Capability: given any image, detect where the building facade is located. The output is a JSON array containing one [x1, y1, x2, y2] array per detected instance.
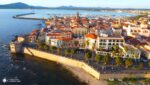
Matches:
[[123, 24, 150, 37], [96, 37, 124, 50]]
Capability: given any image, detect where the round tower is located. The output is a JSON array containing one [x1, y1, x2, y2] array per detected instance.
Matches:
[[10, 41, 22, 53]]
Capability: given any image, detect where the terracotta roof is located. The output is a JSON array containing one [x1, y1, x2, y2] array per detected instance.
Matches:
[[29, 32, 37, 37], [32, 30, 39, 33], [29, 30, 39, 36], [41, 28, 48, 32], [122, 24, 128, 27], [47, 33, 61, 36], [125, 36, 147, 45], [58, 37, 72, 41], [29, 34, 36, 36], [85, 33, 97, 39]]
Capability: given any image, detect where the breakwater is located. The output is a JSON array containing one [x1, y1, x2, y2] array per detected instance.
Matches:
[[13, 13, 46, 20], [23, 47, 150, 80]]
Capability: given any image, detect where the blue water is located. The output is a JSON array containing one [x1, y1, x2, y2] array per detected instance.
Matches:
[[0, 9, 42, 44], [0, 9, 87, 85], [19, 9, 135, 19]]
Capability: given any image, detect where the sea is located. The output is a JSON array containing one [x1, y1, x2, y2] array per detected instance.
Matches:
[[0, 9, 135, 85]]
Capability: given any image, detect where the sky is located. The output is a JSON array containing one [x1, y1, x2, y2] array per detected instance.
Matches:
[[0, 0, 150, 8]]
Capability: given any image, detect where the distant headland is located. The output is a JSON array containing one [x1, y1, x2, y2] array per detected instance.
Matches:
[[0, 2, 150, 11]]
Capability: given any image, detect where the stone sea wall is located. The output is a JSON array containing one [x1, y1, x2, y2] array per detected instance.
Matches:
[[23, 47, 150, 80], [23, 47, 100, 79]]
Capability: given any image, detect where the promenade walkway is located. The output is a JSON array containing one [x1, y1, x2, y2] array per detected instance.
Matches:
[[64, 65, 107, 85]]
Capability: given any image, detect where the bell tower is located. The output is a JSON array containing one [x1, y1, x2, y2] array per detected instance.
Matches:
[[76, 11, 80, 19]]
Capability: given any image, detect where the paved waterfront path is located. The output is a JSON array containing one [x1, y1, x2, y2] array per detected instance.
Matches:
[[63, 65, 107, 85]]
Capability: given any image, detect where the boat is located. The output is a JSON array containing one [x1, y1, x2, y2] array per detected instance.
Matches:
[[2, 44, 9, 49], [117, 10, 122, 13], [12, 16, 17, 18]]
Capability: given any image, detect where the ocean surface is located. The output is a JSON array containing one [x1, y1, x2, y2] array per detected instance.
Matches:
[[0, 9, 134, 85], [20, 9, 135, 19]]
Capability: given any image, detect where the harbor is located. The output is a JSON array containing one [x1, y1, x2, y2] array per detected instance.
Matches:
[[11, 9, 136, 21]]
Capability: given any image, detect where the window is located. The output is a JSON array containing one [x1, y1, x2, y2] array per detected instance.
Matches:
[[103, 43, 106, 45], [108, 43, 111, 45], [100, 39, 106, 42], [145, 31, 148, 33], [120, 40, 124, 42], [143, 30, 148, 33], [138, 30, 141, 32]]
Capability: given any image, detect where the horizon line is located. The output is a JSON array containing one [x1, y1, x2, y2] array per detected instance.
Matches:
[[1, 2, 150, 9]]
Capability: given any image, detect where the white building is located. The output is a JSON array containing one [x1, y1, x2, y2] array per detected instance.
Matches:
[[96, 36, 124, 50], [85, 33, 97, 50], [123, 24, 150, 37], [120, 44, 141, 59], [96, 27, 124, 50], [45, 30, 72, 47], [140, 45, 150, 59]]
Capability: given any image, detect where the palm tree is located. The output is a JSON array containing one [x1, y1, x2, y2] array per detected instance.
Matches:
[[139, 62, 144, 69], [118, 48, 123, 56], [82, 43, 86, 48], [65, 49, 70, 57], [37, 41, 45, 50], [103, 54, 110, 65], [43, 44, 49, 51], [148, 61, 150, 67], [70, 49, 75, 57], [99, 46, 103, 51], [50, 46, 57, 53], [92, 43, 96, 50], [124, 46, 128, 52], [74, 41, 79, 47], [112, 45, 118, 52], [134, 53, 139, 59], [57, 48, 61, 55], [95, 54, 100, 63], [61, 44, 65, 48], [125, 58, 133, 68], [130, 48, 134, 54], [115, 57, 122, 66], [135, 44, 140, 48], [112, 51, 116, 57], [85, 52, 92, 62], [86, 40, 89, 47]]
